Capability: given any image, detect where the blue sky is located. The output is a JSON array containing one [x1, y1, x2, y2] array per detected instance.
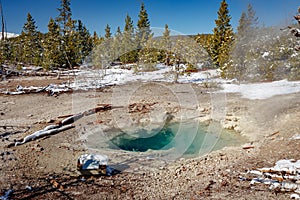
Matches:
[[1, 0, 299, 36]]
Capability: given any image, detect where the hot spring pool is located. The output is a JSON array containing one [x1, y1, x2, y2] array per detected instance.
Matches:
[[104, 121, 247, 157]]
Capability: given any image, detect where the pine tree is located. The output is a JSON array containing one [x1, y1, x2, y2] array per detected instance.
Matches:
[[0, 39, 12, 64], [75, 20, 92, 64], [105, 24, 111, 39], [237, 12, 247, 37], [56, 0, 77, 68], [210, 0, 234, 70], [160, 24, 171, 65], [92, 24, 114, 68], [136, 3, 152, 50], [138, 34, 160, 72], [237, 4, 258, 38], [225, 3, 259, 80], [120, 14, 137, 63], [42, 17, 63, 69], [21, 13, 42, 66], [56, 0, 72, 35], [92, 31, 99, 47], [10, 37, 22, 64], [112, 26, 123, 62]]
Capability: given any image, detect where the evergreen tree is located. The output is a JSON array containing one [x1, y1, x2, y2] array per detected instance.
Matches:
[[112, 26, 123, 62], [92, 24, 114, 68], [225, 3, 259, 80], [56, 0, 77, 68], [21, 13, 42, 66], [138, 34, 160, 72], [160, 24, 171, 65], [237, 4, 258, 38], [196, 34, 214, 64], [210, 0, 234, 70], [105, 24, 111, 39], [237, 12, 247, 37], [136, 3, 151, 50], [75, 20, 92, 64], [92, 31, 99, 47], [42, 17, 63, 69], [10, 37, 22, 64], [120, 14, 137, 63], [0, 40, 11, 64], [124, 14, 134, 33], [56, 0, 73, 35]]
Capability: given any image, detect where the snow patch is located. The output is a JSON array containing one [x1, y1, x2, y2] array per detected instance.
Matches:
[[220, 80, 300, 100], [71, 65, 220, 90]]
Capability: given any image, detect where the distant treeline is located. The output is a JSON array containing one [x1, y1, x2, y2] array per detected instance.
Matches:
[[0, 0, 299, 81]]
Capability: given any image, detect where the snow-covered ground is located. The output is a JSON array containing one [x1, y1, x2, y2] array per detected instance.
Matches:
[[71, 65, 219, 90], [4, 64, 299, 100], [220, 80, 300, 100], [71, 64, 300, 100], [70, 65, 300, 100]]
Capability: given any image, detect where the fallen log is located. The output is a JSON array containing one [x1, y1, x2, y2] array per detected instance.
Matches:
[[60, 113, 84, 126], [3, 84, 72, 96], [242, 159, 300, 195], [14, 124, 74, 146], [13, 104, 113, 146]]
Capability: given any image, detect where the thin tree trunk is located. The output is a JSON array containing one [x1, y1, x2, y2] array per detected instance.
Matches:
[[0, 0, 5, 41]]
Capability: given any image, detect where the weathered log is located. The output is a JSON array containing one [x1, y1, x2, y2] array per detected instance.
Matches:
[[15, 124, 74, 146], [60, 113, 84, 126], [3, 84, 72, 95], [13, 105, 114, 146]]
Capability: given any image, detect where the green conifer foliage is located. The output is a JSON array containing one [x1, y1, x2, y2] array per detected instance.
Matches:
[[138, 35, 160, 72], [56, 0, 77, 68], [92, 24, 114, 69], [21, 13, 42, 66], [105, 24, 112, 39], [92, 31, 99, 47], [136, 3, 152, 50], [112, 26, 123, 61], [210, 0, 234, 70], [120, 14, 137, 64], [160, 24, 171, 65], [75, 20, 92, 65], [42, 18, 63, 69], [0, 39, 12, 64]]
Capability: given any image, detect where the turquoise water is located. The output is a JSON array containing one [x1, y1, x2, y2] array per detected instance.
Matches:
[[108, 121, 246, 156]]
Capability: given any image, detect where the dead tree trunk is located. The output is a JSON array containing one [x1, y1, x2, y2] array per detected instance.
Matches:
[[0, 0, 5, 41]]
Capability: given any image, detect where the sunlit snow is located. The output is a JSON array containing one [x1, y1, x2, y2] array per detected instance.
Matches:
[[70, 64, 300, 100], [220, 79, 300, 100]]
